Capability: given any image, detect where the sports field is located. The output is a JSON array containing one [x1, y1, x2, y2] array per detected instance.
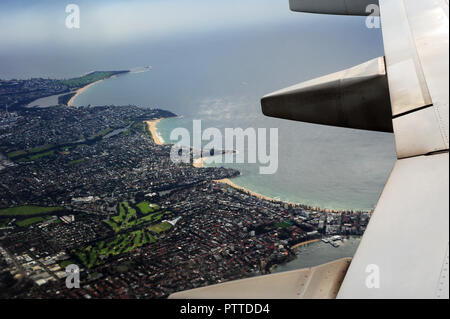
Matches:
[[0, 205, 63, 217]]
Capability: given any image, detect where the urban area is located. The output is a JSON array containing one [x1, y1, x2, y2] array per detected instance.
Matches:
[[0, 75, 371, 299]]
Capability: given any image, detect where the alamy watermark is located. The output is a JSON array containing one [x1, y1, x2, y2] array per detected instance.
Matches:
[[365, 264, 380, 289], [169, 120, 278, 175], [65, 264, 80, 288], [365, 4, 381, 29], [65, 4, 80, 29]]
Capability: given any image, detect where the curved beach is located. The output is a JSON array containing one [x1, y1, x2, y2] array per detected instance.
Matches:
[[67, 79, 105, 107], [291, 239, 321, 249], [193, 157, 206, 168], [144, 120, 370, 213], [190, 153, 297, 204], [145, 119, 164, 145], [142, 122, 286, 203], [213, 178, 298, 206]]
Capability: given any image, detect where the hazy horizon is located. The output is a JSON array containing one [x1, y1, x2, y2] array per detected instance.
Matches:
[[1, 0, 384, 80]]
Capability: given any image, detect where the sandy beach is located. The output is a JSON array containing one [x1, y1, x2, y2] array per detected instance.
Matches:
[[145, 119, 164, 145], [291, 239, 321, 249], [214, 178, 355, 213], [195, 158, 301, 206], [191, 155, 299, 205], [213, 178, 297, 205], [67, 79, 104, 107], [193, 157, 206, 168], [139, 137, 284, 204]]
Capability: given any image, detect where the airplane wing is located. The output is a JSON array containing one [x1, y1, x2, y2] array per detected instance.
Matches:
[[170, 0, 449, 299], [170, 258, 352, 299]]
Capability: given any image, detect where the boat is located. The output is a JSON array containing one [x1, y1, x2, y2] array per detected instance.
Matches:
[[331, 241, 340, 248]]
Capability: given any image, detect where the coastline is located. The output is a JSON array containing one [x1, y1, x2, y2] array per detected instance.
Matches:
[[144, 118, 371, 214], [145, 119, 164, 145], [193, 157, 206, 168], [212, 178, 362, 213], [213, 178, 297, 205], [189, 155, 294, 205], [67, 79, 105, 107], [291, 239, 321, 249]]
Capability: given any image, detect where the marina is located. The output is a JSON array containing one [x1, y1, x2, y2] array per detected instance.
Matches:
[[273, 237, 361, 273]]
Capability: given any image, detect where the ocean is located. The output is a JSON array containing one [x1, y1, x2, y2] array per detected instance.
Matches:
[[72, 66, 396, 211]]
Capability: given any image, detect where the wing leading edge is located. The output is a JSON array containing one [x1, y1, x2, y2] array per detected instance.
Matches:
[[170, 258, 351, 299], [261, 57, 393, 132]]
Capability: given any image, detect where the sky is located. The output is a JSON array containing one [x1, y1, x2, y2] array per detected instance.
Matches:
[[0, 0, 385, 79], [0, 0, 293, 46]]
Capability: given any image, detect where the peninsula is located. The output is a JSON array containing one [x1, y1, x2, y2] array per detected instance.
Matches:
[[0, 70, 129, 110]]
